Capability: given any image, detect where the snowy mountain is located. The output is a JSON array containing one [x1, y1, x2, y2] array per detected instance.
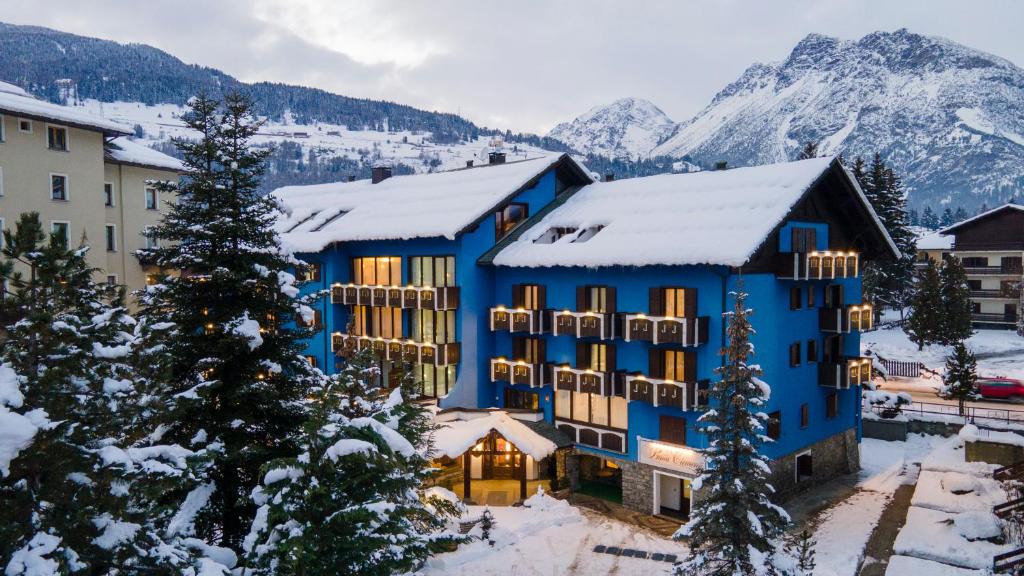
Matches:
[[546, 97, 675, 159], [648, 29, 1024, 210]]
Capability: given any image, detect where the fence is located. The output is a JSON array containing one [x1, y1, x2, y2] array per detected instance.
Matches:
[[866, 399, 1024, 426], [879, 359, 922, 378]]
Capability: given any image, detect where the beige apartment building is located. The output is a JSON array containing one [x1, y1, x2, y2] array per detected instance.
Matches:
[[0, 81, 182, 295]]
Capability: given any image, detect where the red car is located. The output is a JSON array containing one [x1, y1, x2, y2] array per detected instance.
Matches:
[[978, 378, 1024, 403]]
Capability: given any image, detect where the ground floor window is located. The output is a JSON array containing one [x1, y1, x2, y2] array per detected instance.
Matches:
[[505, 387, 539, 410], [415, 363, 455, 398], [555, 389, 627, 430]]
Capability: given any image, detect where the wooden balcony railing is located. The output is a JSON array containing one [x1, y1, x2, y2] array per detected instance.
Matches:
[[555, 420, 627, 453], [971, 289, 1021, 299], [964, 266, 1023, 276], [489, 306, 546, 334], [330, 333, 460, 366], [330, 283, 459, 310], [621, 314, 710, 346], [778, 251, 860, 281], [624, 373, 708, 411], [551, 364, 620, 396], [972, 312, 1018, 324], [819, 357, 872, 389], [550, 310, 615, 339], [489, 358, 548, 388], [819, 303, 873, 333]]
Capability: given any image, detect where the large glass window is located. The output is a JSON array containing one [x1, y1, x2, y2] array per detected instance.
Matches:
[[411, 309, 455, 344], [495, 202, 528, 239], [663, 288, 687, 317], [663, 350, 686, 380], [416, 364, 455, 398], [590, 395, 609, 426], [555, 389, 571, 419], [555, 389, 628, 431], [572, 391, 590, 422], [410, 255, 455, 287], [587, 286, 609, 313], [585, 343, 608, 371], [610, 397, 628, 429], [352, 256, 401, 285], [351, 305, 401, 338]]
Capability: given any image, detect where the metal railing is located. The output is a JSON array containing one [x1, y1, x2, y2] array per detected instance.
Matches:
[[972, 313, 1018, 324], [864, 399, 1024, 426], [965, 266, 1023, 276]]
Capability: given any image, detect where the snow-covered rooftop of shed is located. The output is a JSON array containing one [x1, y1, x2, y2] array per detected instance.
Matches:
[[916, 229, 953, 250], [0, 81, 131, 135], [273, 154, 585, 252], [106, 137, 185, 172], [431, 409, 559, 461], [493, 156, 838, 268]]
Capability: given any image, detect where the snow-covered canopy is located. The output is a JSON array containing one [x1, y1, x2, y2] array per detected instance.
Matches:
[[272, 154, 591, 253], [0, 80, 131, 136], [105, 137, 185, 172], [916, 229, 953, 250], [431, 409, 560, 461], [492, 156, 885, 268]]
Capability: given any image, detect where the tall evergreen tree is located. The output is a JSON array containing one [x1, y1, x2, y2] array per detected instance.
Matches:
[[908, 208, 920, 227], [939, 256, 973, 345], [675, 287, 789, 576], [921, 206, 939, 229], [953, 206, 969, 223], [905, 260, 944, 350], [137, 91, 324, 552], [245, 347, 462, 575], [797, 141, 818, 160], [938, 342, 979, 416], [940, 207, 955, 227]]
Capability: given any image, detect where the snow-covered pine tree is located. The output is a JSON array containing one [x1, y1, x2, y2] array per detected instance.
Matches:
[[953, 207, 969, 223], [479, 508, 496, 546], [135, 91, 324, 551], [921, 206, 939, 230], [940, 207, 955, 227], [0, 213, 201, 574], [939, 342, 979, 417], [244, 347, 462, 575], [786, 530, 817, 575], [939, 256, 973, 345], [797, 142, 818, 160], [905, 259, 944, 351], [675, 286, 789, 576]]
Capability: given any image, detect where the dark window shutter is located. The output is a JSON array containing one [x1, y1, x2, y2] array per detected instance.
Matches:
[[683, 287, 697, 317], [683, 351, 696, 382], [659, 415, 686, 445], [536, 338, 547, 363], [605, 343, 616, 373], [806, 228, 817, 251], [606, 287, 617, 314], [536, 285, 547, 309], [649, 348, 664, 378], [576, 342, 589, 369], [649, 287, 664, 315], [791, 228, 803, 252], [512, 284, 523, 307], [512, 337, 525, 360], [576, 286, 586, 311]]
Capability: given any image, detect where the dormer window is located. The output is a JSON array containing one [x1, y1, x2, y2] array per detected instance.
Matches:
[[533, 226, 577, 244], [573, 225, 604, 243], [495, 203, 528, 240]]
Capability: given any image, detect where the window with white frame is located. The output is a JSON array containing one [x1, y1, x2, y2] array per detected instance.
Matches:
[[47, 125, 68, 151], [145, 187, 158, 210], [106, 275, 118, 286], [18, 119, 32, 133], [51, 174, 68, 201], [145, 232, 159, 250], [104, 183, 114, 207], [51, 221, 70, 249], [105, 224, 117, 252]]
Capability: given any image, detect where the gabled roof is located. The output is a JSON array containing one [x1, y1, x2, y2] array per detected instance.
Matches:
[[490, 156, 897, 268], [273, 154, 592, 253], [104, 137, 185, 172], [0, 81, 131, 136], [940, 203, 1024, 234], [431, 409, 568, 460]]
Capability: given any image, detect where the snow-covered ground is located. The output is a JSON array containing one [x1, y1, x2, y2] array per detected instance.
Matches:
[[862, 327, 1024, 379]]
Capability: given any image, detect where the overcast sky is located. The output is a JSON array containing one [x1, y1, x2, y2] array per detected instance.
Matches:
[[3, 0, 1022, 133]]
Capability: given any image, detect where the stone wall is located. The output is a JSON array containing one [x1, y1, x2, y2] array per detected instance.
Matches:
[[768, 427, 859, 500], [620, 458, 654, 513], [966, 439, 1024, 467]]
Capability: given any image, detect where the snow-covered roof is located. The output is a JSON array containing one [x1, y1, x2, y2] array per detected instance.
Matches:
[[431, 409, 560, 461], [105, 137, 185, 172], [0, 81, 131, 135], [492, 156, 882, 268], [273, 154, 591, 252], [940, 203, 1024, 234], [916, 229, 953, 250]]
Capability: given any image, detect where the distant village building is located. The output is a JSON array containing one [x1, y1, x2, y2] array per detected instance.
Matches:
[[0, 80, 183, 293], [274, 154, 897, 516], [918, 204, 1024, 328]]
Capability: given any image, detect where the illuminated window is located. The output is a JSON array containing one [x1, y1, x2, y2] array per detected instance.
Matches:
[[351, 305, 401, 338], [663, 288, 687, 317], [495, 202, 528, 239], [410, 255, 455, 287], [571, 391, 590, 422], [412, 309, 456, 344], [352, 256, 401, 285], [555, 389, 571, 419]]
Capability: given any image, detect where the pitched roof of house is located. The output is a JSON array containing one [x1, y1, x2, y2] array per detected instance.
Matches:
[[431, 409, 568, 460], [0, 81, 131, 136], [272, 154, 592, 253], [940, 203, 1024, 234], [104, 137, 185, 172], [488, 156, 897, 268]]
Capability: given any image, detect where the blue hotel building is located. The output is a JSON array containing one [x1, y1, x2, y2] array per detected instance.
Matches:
[[274, 152, 898, 516]]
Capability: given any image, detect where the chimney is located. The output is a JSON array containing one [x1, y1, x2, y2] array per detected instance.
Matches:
[[347, 175, 356, 182], [488, 151, 506, 165], [372, 165, 392, 184], [604, 173, 615, 182], [714, 161, 728, 171], [466, 160, 474, 168]]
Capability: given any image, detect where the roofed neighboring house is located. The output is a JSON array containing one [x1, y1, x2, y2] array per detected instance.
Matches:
[[0, 80, 184, 295]]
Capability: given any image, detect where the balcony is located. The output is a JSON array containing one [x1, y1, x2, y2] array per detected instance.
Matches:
[[550, 310, 615, 339], [555, 421, 626, 453], [330, 283, 459, 310], [972, 312, 1018, 325], [621, 313, 710, 346], [778, 251, 860, 281], [624, 373, 707, 411], [551, 364, 618, 396], [819, 303, 873, 333], [489, 306, 545, 334], [971, 288, 1021, 299], [964, 266, 1023, 277], [330, 333, 460, 365], [818, 357, 872, 389], [490, 358, 548, 387]]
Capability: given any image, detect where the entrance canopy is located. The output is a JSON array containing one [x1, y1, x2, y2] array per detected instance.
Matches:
[[432, 408, 566, 460]]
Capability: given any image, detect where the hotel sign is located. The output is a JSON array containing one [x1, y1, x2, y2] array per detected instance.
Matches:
[[638, 437, 704, 477]]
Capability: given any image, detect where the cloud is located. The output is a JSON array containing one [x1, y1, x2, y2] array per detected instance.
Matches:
[[1, 0, 1022, 133]]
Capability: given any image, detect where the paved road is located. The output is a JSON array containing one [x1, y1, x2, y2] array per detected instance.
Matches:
[[878, 379, 1022, 413]]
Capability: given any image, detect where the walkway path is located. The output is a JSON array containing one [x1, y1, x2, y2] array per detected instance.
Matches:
[[857, 481, 917, 576]]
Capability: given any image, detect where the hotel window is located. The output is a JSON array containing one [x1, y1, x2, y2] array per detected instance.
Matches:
[[791, 227, 817, 253], [555, 389, 571, 419], [104, 182, 114, 207], [789, 342, 801, 367], [409, 255, 455, 287], [495, 202, 528, 240], [512, 283, 545, 309], [105, 224, 117, 252], [47, 125, 68, 151], [650, 286, 695, 317], [807, 286, 816, 308], [304, 355, 318, 369], [577, 285, 615, 313], [418, 364, 456, 398], [577, 342, 613, 372], [297, 263, 321, 283], [18, 119, 32, 133], [649, 348, 694, 382], [512, 336, 545, 363], [351, 305, 402, 339], [145, 187, 159, 210], [800, 404, 809, 429], [51, 222, 69, 249], [297, 309, 322, 329], [961, 256, 987, 268], [412, 309, 456, 344], [352, 256, 401, 286], [807, 340, 818, 363], [505, 388, 539, 411], [826, 392, 838, 418], [767, 411, 781, 440], [51, 174, 68, 201], [790, 287, 802, 310], [659, 415, 687, 446], [555, 389, 627, 431]]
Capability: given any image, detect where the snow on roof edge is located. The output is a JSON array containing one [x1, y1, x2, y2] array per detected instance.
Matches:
[[939, 203, 1024, 234], [838, 162, 901, 260]]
